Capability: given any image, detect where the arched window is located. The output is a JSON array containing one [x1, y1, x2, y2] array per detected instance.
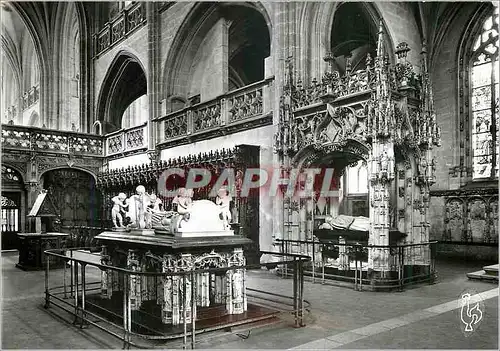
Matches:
[[470, 5, 499, 179], [72, 31, 80, 97], [346, 161, 368, 194]]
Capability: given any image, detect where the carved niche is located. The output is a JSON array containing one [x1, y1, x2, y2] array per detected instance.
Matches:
[[467, 197, 488, 242], [488, 197, 498, 243], [444, 198, 465, 242]]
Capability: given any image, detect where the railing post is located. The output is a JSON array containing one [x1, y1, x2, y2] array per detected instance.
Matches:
[[70, 250, 74, 298], [80, 263, 87, 328], [191, 271, 196, 350], [183, 273, 187, 350], [123, 272, 129, 350], [44, 251, 50, 309], [63, 253, 68, 299], [73, 260, 79, 325], [293, 258, 298, 328], [299, 258, 305, 327], [187, 110, 193, 136], [108, 22, 112, 47], [312, 239, 315, 283], [401, 246, 405, 291], [354, 249, 358, 291], [221, 98, 228, 126], [321, 242, 325, 284]]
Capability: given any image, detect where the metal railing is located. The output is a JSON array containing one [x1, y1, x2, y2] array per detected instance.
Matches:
[[43, 248, 310, 349], [275, 239, 438, 291]]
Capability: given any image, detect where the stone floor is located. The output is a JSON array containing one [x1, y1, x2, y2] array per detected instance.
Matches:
[[1, 251, 498, 349]]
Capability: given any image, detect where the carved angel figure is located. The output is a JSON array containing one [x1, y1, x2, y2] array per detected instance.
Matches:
[[216, 187, 232, 230], [111, 193, 128, 228], [175, 188, 193, 228]]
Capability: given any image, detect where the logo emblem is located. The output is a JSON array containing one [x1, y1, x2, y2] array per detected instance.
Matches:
[[458, 288, 485, 336]]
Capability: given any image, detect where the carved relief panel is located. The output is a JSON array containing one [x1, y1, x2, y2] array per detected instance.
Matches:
[[444, 198, 465, 242], [467, 197, 487, 242], [488, 197, 498, 243]]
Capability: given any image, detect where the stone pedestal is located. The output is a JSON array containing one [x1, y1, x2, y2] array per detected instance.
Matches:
[[95, 231, 252, 326]]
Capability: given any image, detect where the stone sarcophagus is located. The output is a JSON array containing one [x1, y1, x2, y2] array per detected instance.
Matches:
[[96, 188, 252, 326]]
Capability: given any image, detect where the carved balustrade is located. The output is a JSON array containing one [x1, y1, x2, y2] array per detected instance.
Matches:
[[105, 123, 147, 156], [94, 2, 146, 57], [1, 124, 104, 156], [155, 78, 273, 149]]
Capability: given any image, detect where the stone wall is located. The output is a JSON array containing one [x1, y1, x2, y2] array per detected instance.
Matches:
[[427, 3, 498, 260]]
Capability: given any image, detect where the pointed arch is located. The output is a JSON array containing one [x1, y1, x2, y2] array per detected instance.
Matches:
[[7, 2, 52, 128], [28, 110, 39, 126], [161, 1, 272, 103], [95, 50, 147, 133]]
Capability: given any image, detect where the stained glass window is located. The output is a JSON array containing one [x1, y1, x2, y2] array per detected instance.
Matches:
[[471, 5, 499, 179]]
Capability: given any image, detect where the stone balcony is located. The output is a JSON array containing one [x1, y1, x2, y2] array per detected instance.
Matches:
[[154, 77, 274, 149]]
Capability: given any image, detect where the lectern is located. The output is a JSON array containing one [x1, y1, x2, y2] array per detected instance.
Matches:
[[16, 190, 68, 270]]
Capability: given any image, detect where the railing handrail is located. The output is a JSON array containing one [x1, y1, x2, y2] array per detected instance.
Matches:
[[44, 247, 310, 277], [274, 238, 438, 249], [224, 76, 274, 98]]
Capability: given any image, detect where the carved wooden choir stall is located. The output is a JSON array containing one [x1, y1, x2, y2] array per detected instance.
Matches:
[[274, 23, 441, 282]]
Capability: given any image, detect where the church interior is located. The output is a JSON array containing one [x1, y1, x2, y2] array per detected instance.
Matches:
[[1, 1, 498, 349]]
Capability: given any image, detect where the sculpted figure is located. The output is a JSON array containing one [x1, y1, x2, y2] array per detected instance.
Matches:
[[216, 187, 232, 230], [126, 185, 151, 229], [175, 188, 193, 228], [111, 193, 128, 228]]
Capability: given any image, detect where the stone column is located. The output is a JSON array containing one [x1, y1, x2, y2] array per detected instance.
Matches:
[[161, 254, 174, 324], [100, 245, 113, 299], [338, 237, 348, 271], [368, 141, 394, 278], [127, 249, 142, 310], [227, 248, 246, 314], [146, 1, 160, 153], [173, 253, 192, 325]]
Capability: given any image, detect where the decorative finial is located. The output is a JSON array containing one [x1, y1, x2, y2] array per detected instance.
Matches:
[[376, 19, 385, 59], [395, 42, 410, 61]]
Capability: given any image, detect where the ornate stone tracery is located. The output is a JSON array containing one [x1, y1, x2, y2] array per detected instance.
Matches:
[[274, 21, 442, 277]]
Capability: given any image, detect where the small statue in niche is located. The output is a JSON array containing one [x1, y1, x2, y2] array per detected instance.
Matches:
[[216, 187, 232, 230], [379, 151, 389, 175], [418, 156, 428, 181], [111, 193, 128, 228]]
